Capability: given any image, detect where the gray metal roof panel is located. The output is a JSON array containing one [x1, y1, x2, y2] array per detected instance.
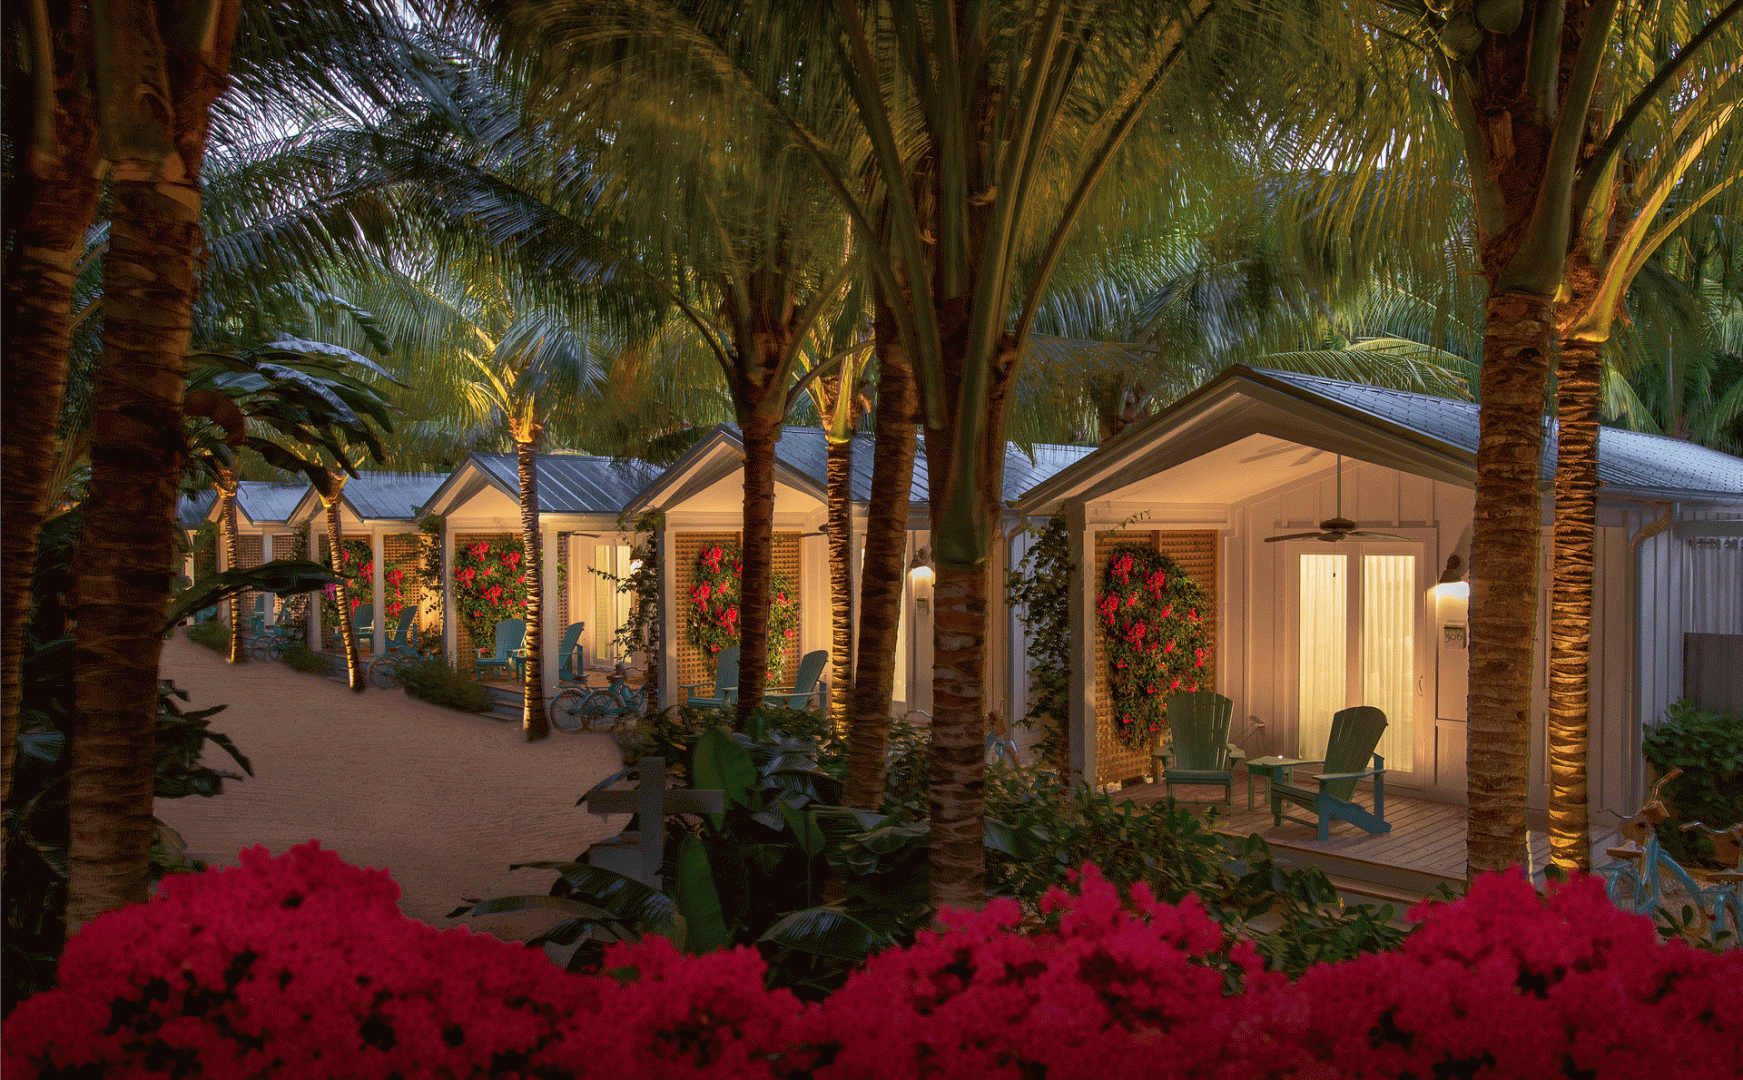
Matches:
[[178, 490, 218, 528], [234, 481, 308, 525], [1252, 367, 1743, 495], [472, 453, 664, 515], [341, 473, 448, 522]]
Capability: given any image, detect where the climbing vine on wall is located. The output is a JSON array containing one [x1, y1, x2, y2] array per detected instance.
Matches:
[[320, 538, 374, 628], [686, 541, 799, 679], [1007, 514, 1073, 776], [1099, 546, 1210, 748], [453, 537, 529, 649]]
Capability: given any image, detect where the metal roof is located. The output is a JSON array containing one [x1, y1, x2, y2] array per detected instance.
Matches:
[[337, 472, 447, 522], [177, 490, 218, 529], [639, 424, 1092, 508], [1254, 367, 1743, 497], [232, 482, 307, 525], [469, 452, 665, 515]]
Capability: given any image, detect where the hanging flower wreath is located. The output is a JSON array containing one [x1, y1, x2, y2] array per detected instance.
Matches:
[[452, 538, 530, 647], [686, 541, 800, 680], [1099, 546, 1210, 748], [320, 538, 374, 628]]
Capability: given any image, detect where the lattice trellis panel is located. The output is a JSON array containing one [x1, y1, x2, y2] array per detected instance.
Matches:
[[555, 533, 570, 628], [384, 533, 424, 631], [1092, 529, 1219, 787], [317, 533, 375, 650], [672, 531, 802, 702], [454, 533, 516, 666], [270, 533, 301, 619]]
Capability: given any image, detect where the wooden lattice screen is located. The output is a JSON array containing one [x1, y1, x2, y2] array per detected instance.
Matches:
[[672, 531, 802, 703], [555, 533, 570, 629], [270, 533, 300, 619], [383, 533, 424, 631], [1092, 529, 1219, 787], [317, 533, 375, 650], [232, 534, 265, 626], [453, 532, 516, 666]]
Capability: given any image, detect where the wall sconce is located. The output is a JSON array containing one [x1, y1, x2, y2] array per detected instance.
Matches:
[[1434, 553, 1469, 599], [909, 547, 935, 614]]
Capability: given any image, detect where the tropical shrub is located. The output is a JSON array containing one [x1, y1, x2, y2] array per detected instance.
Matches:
[[396, 656, 492, 713], [8, 845, 1739, 1079], [1642, 699, 1743, 865], [452, 536, 530, 646], [280, 644, 330, 675], [1098, 546, 1210, 747], [185, 617, 229, 653], [685, 541, 800, 679], [1006, 513, 1072, 775]]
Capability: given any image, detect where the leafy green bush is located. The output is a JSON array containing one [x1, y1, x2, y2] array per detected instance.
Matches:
[[186, 618, 229, 653], [279, 644, 330, 675], [395, 656, 490, 713], [1642, 699, 1743, 866]]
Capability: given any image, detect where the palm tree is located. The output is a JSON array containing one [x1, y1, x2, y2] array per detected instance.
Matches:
[[1548, 27, 1742, 870]]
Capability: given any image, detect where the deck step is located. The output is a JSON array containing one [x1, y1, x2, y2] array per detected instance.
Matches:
[[1218, 828, 1462, 900]]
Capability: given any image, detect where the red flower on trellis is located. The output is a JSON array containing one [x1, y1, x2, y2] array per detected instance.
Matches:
[[686, 542, 800, 680], [453, 537, 531, 646], [1099, 546, 1210, 747]]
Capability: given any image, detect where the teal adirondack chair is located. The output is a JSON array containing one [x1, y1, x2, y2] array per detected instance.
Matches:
[[379, 609, 418, 660], [1152, 691, 1245, 806], [349, 603, 374, 649], [1270, 706, 1391, 840], [553, 622, 587, 685], [764, 650, 829, 711], [682, 645, 739, 709], [476, 619, 526, 680]]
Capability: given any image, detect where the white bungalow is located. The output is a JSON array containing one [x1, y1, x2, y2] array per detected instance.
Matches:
[[288, 472, 448, 651], [1015, 365, 1743, 826], [622, 424, 1092, 724], [418, 452, 662, 690], [199, 481, 308, 629]]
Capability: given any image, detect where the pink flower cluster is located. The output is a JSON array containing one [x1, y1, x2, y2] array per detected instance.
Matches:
[[7, 846, 1739, 1079]]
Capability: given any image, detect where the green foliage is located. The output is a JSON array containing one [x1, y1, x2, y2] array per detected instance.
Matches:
[[417, 515, 446, 649], [452, 536, 529, 646], [395, 656, 492, 713], [187, 618, 230, 653], [319, 537, 375, 629], [280, 645, 330, 675], [1642, 699, 1743, 866], [1006, 514, 1073, 771]]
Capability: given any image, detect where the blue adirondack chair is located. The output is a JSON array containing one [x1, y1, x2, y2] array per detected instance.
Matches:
[[553, 622, 587, 685], [682, 645, 739, 709], [763, 650, 829, 711], [1152, 690, 1245, 806], [1269, 706, 1391, 841], [349, 603, 374, 649], [379, 609, 418, 659], [476, 618, 526, 680]]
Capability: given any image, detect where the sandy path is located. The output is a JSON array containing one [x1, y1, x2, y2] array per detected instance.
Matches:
[[155, 633, 627, 942]]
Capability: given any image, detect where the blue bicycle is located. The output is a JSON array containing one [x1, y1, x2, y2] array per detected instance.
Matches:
[[551, 663, 647, 734], [1597, 769, 1707, 926]]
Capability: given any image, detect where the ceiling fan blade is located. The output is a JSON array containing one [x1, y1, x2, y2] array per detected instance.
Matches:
[[1263, 532, 1324, 543], [1348, 531, 1413, 542]]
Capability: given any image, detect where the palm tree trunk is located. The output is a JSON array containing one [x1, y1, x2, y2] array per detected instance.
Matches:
[[733, 410, 780, 729], [1548, 338, 1603, 873], [843, 312, 918, 809], [923, 331, 1020, 911], [323, 489, 365, 693], [220, 472, 246, 664], [518, 438, 549, 740], [67, 178, 204, 929], [825, 431, 855, 734], [1, 0, 100, 816], [1466, 290, 1555, 878]]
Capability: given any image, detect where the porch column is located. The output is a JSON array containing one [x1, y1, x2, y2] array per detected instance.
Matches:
[[306, 518, 321, 647], [659, 522, 677, 709], [442, 522, 457, 667], [1066, 502, 1096, 787], [542, 521, 561, 698], [261, 532, 275, 623], [372, 529, 387, 648]]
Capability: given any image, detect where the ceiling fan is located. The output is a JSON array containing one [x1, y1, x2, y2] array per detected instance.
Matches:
[[1263, 454, 1411, 544]]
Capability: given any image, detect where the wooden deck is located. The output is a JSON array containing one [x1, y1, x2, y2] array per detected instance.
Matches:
[[1113, 775, 1596, 901]]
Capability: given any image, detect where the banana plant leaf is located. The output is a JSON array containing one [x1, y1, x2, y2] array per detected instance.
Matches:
[[162, 560, 343, 631], [759, 904, 896, 962], [673, 834, 731, 954], [510, 860, 685, 944], [693, 727, 759, 826], [778, 800, 827, 858]]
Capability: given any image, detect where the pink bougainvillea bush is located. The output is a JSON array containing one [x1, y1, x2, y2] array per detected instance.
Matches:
[[7, 846, 1739, 1079]]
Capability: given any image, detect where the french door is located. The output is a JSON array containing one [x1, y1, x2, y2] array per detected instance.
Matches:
[[1293, 542, 1424, 775]]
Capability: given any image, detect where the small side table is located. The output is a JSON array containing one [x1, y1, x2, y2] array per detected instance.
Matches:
[[1243, 756, 1309, 813]]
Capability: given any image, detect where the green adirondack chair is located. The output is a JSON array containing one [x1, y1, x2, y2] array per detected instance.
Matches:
[[1151, 690, 1245, 806], [475, 618, 525, 680], [764, 650, 829, 711], [682, 645, 739, 710], [1269, 706, 1391, 840], [553, 622, 587, 685]]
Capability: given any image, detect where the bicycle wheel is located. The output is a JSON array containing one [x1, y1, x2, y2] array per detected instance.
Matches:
[[582, 690, 624, 733], [246, 635, 272, 661], [368, 655, 400, 690], [550, 689, 592, 733], [264, 635, 290, 662]]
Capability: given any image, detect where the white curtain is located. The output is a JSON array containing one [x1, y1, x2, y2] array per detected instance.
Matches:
[[1298, 553, 1346, 757], [1363, 554, 1415, 767], [1683, 538, 1743, 635]]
